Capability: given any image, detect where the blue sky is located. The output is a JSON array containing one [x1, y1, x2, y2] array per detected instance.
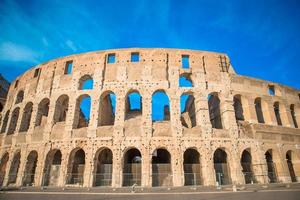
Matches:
[[0, 0, 300, 90]]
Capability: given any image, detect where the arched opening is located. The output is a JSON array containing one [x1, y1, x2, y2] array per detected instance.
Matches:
[[23, 151, 38, 186], [179, 74, 193, 87], [78, 75, 93, 90], [123, 148, 142, 186], [290, 105, 298, 128], [152, 91, 170, 121], [7, 151, 21, 185], [0, 102, 3, 112], [208, 93, 222, 129], [7, 107, 20, 135], [241, 149, 255, 184], [66, 148, 85, 185], [0, 152, 9, 186], [74, 95, 91, 129], [265, 149, 277, 183], [183, 148, 201, 185], [180, 93, 196, 128], [125, 91, 142, 120], [93, 148, 113, 186], [0, 110, 10, 133], [274, 102, 282, 126], [35, 98, 50, 127], [286, 150, 297, 182], [15, 90, 24, 104], [213, 148, 231, 185], [43, 149, 62, 186], [255, 98, 265, 123], [19, 102, 33, 132], [53, 95, 69, 124], [151, 148, 172, 187], [98, 91, 116, 126], [233, 95, 244, 121]]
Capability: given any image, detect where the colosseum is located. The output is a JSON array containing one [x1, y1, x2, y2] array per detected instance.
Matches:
[[0, 48, 299, 188]]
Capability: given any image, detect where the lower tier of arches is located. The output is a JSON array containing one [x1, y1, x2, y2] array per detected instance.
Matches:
[[0, 140, 300, 188]]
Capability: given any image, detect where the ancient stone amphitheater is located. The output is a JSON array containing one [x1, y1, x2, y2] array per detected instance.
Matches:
[[0, 48, 299, 188]]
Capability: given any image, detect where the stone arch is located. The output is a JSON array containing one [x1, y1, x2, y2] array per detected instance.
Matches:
[[7, 107, 20, 135], [208, 92, 222, 129], [183, 148, 201, 185], [273, 102, 282, 126], [240, 148, 255, 184], [73, 94, 91, 129], [0, 152, 9, 186], [66, 148, 85, 185], [7, 151, 21, 185], [265, 149, 278, 183], [122, 147, 142, 186], [53, 95, 69, 124], [286, 150, 300, 182], [179, 73, 193, 87], [15, 90, 24, 104], [43, 149, 62, 186], [19, 102, 33, 132], [0, 110, 10, 133], [23, 150, 38, 186], [0, 102, 3, 112], [213, 148, 231, 185], [35, 98, 50, 127], [180, 92, 196, 128], [233, 94, 244, 121], [93, 147, 113, 186], [151, 148, 172, 187], [152, 90, 170, 121], [125, 90, 142, 120], [98, 91, 116, 126], [78, 74, 93, 90], [290, 104, 298, 128], [255, 97, 265, 123]]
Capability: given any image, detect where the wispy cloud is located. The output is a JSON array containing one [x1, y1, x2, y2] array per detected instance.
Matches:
[[66, 40, 77, 52], [0, 42, 40, 63]]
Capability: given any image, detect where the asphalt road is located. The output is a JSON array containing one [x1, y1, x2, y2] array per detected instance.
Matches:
[[1, 190, 300, 200]]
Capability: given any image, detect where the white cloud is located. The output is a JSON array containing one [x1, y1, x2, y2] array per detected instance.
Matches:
[[0, 42, 40, 63], [42, 37, 49, 46], [66, 40, 77, 52]]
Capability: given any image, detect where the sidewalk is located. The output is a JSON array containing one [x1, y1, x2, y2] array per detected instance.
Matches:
[[1, 182, 300, 194]]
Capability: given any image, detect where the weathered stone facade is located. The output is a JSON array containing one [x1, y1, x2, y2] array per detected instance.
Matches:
[[0, 48, 300, 188]]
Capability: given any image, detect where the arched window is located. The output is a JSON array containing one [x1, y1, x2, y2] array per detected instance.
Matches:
[[274, 102, 282, 126], [125, 91, 142, 120], [43, 149, 62, 186], [93, 148, 113, 186], [290, 104, 298, 128], [180, 93, 196, 128], [213, 148, 231, 185], [152, 148, 172, 187], [8, 151, 21, 184], [152, 90, 170, 121], [78, 75, 93, 90], [208, 93, 222, 129], [98, 91, 116, 126], [7, 107, 20, 135], [240, 149, 254, 184], [0, 102, 3, 112], [35, 98, 50, 127], [15, 90, 24, 104], [0, 110, 10, 133], [179, 74, 193, 87], [265, 149, 277, 183], [183, 148, 201, 185], [233, 95, 244, 121], [74, 95, 91, 128], [0, 152, 9, 186], [67, 148, 85, 185], [255, 98, 264, 123], [23, 151, 38, 186], [286, 150, 298, 182], [19, 102, 33, 132], [53, 95, 69, 123], [123, 148, 142, 186]]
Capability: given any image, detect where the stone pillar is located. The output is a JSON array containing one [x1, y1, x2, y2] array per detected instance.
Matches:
[[2, 151, 14, 186], [35, 148, 46, 186], [87, 94, 97, 137], [252, 144, 269, 184], [264, 99, 277, 125], [16, 150, 29, 186], [111, 146, 121, 187], [172, 143, 183, 186], [64, 94, 76, 139], [229, 147, 245, 185], [83, 150, 94, 187], [274, 144, 291, 183], [141, 146, 151, 187], [58, 150, 69, 187], [201, 142, 216, 186]]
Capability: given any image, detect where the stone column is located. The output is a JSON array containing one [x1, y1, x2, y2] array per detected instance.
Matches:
[[111, 146, 121, 187], [16, 149, 29, 186], [172, 143, 184, 186], [201, 142, 216, 186], [141, 146, 151, 187], [58, 150, 69, 187]]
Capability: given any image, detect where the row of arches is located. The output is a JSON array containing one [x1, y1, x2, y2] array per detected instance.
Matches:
[[233, 95, 299, 128], [0, 147, 298, 187]]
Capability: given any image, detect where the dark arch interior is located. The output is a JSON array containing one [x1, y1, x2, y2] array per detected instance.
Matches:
[[94, 148, 113, 186], [286, 151, 297, 182], [123, 148, 142, 186], [233, 95, 244, 121], [255, 98, 265, 123], [183, 149, 201, 185], [0, 153, 9, 186], [67, 149, 85, 185], [241, 150, 254, 184], [265, 150, 277, 183], [213, 148, 231, 185], [23, 151, 38, 186], [8, 152, 21, 185], [208, 94, 222, 129], [152, 148, 172, 187]]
